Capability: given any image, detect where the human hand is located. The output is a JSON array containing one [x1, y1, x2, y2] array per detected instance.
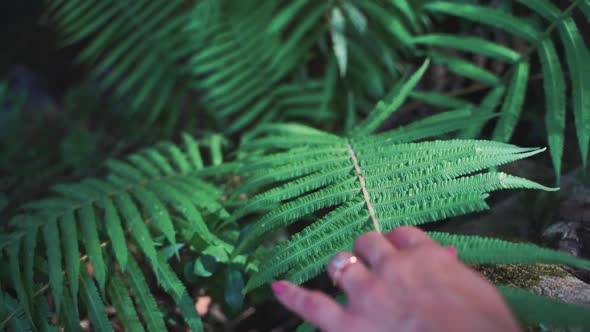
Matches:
[[271, 226, 521, 332]]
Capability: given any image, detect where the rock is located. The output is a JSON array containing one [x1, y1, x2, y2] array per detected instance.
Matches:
[[476, 264, 590, 332], [531, 275, 590, 307], [542, 183, 590, 283]]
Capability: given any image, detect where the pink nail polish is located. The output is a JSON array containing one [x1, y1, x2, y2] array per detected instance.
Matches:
[[271, 281, 289, 295], [446, 245, 457, 257]]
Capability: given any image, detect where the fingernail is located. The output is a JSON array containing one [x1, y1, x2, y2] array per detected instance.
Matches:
[[271, 281, 289, 296], [446, 245, 457, 257]]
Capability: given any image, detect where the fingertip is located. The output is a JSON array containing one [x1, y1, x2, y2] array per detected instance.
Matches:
[[271, 281, 290, 296]]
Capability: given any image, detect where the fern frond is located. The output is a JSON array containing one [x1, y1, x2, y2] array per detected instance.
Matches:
[[48, 0, 198, 123], [430, 232, 590, 268], [413, 34, 520, 63], [428, 51, 501, 85], [237, 115, 557, 292], [107, 273, 145, 332], [539, 39, 566, 181], [420, 0, 590, 177], [237, 70, 589, 332], [189, 1, 331, 133], [0, 134, 229, 330], [511, 0, 590, 169], [81, 270, 114, 332], [352, 59, 430, 136], [491, 62, 530, 143], [125, 257, 167, 331], [499, 286, 590, 329], [459, 86, 506, 139], [0, 292, 33, 332], [424, 2, 539, 41]]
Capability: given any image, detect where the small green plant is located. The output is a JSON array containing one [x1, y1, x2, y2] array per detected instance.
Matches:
[[1, 135, 237, 331]]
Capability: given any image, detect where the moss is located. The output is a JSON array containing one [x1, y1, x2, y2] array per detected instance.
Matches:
[[475, 264, 569, 289]]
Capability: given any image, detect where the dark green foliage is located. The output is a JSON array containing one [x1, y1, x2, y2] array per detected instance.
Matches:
[[47, 0, 200, 124], [420, 0, 590, 179], [46, 0, 590, 180], [0, 134, 234, 330]]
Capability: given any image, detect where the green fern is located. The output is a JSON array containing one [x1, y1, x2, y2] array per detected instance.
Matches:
[[0, 134, 234, 331], [233, 63, 590, 328], [47, 0, 201, 124], [499, 286, 590, 329], [417, 0, 590, 180], [0, 291, 34, 331], [47, 1, 423, 134]]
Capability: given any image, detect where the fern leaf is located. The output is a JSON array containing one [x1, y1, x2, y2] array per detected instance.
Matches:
[[460, 85, 506, 139], [161, 142, 191, 174], [100, 198, 128, 271], [81, 270, 114, 332], [49, 0, 197, 122], [8, 243, 30, 319], [267, 0, 307, 34], [239, 122, 556, 290], [43, 218, 64, 317], [410, 91, 475, 109], [127, 154, 163, 178], [423, 2, 539, 42], [512, 0, 590, 170], [559, 19, 590, 169], [413, 34, 520, 63], [2, 133, 226, 329], [154, 255, 203, 332], [581, 0, 590, 21], [352, 59, 429, 135], [498, 286, 590, 328], [147, 182, 216, 244], [376, 109, 496, 143], [60, 288, 81, 332], [114, 192, 158, 267], [125, 258, 167, 331], [22, 228, 37, 315], [538, 39, 566, 182], [430, 232, 590, 269], [492, 62, 530, 143], [60, 211, 81, 309], [79, 206, 107, 291], [182, 133, 204, 170], [429, 51, 501, 85], [1, 292, 34, 332], [107, 273, 145, 332], [132, 187, 176, 246]]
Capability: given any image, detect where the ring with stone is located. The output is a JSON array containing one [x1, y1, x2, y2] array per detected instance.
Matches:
[[330, 254, 359, 286]]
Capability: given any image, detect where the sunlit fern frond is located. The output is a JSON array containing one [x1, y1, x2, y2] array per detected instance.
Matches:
[[0, 134, 234, 331], [233, 62, 590, 328]]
